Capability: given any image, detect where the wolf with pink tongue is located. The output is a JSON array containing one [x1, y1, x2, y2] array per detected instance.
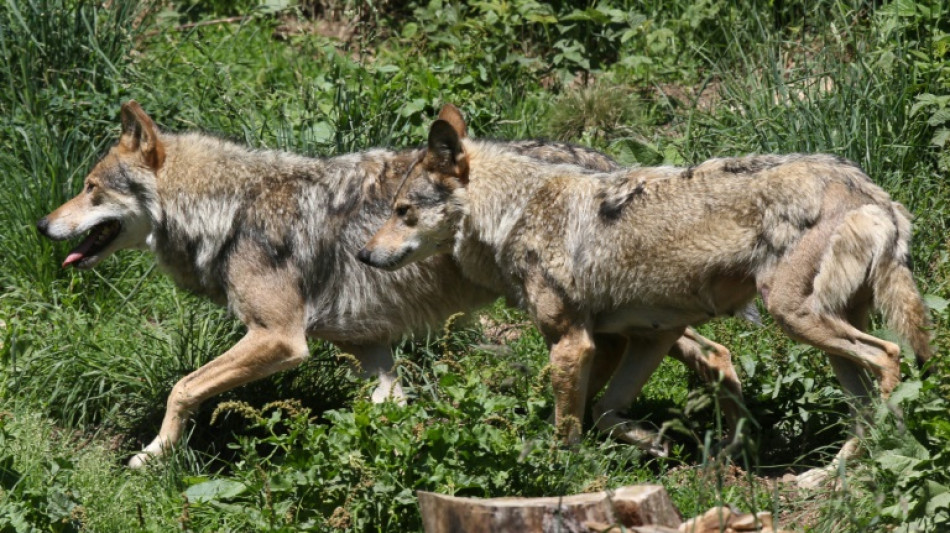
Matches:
[[37, 101, 744, 467]]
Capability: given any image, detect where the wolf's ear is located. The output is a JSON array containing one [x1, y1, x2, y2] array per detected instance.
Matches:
[[120, 100, 165, 170], [426, 119, 469, 186], [437, 104, 467, 139]]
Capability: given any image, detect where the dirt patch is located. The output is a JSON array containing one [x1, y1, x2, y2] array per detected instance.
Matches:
[[272, 15, 356, 43], [655, 79, 722, 112], [665, 462, 828, 531]]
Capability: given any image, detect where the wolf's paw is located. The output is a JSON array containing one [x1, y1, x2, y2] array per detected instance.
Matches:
[[798, 437, 863, 489], [128, 452, 153, 469], [592, 404, 668, 456], [370, 380, 407, 406], [796, 466, 832, 489], [600, 420, 668, 457], [128, 436, 171, 469]]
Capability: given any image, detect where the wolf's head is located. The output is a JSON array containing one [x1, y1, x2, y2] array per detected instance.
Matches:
[[357, 105, 470, 271], [37, 101, 162, 269]]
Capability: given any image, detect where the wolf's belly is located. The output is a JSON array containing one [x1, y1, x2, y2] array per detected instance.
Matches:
[[591, 275, 757, 334], [593, 305, 711, 333]]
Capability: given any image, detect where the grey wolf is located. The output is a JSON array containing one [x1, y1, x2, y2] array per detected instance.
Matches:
[[36, 102, 741, 467], [358, 112, 931, 485]]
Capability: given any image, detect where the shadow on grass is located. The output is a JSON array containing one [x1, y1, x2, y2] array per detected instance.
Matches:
[[122, 347, 357, 471], [619, 390, 851, 477]]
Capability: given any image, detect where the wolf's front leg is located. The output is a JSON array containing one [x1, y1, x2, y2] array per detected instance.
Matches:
[[336, 343, 406, 405], [129, 327, 309, 468], [547, 325, 597, 444], [130, 251, 309, 468], [592, 329, 682, 456]]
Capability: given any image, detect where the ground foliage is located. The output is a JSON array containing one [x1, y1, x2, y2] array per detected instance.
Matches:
[[1, 0, 949, 531]]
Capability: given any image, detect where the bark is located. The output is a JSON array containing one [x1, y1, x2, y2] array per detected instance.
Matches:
[[418, 485, 682, 533]]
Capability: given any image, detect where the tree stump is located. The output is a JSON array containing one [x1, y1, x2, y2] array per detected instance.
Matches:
[[418, 485, 682, 533]]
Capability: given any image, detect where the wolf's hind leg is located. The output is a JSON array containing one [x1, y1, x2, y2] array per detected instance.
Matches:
[[766, 230, 901, 486], [592, 329, 684, 456], [796, 297, 877, 488], [667, 328, 745, 443], [336, 343, 405, 404], [766, 216, 901, 396], [586, 334, 627, 402]]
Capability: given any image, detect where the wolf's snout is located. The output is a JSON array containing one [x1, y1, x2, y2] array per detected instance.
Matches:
[[356, 247, 373, 265], [36, 217, 50, 237]]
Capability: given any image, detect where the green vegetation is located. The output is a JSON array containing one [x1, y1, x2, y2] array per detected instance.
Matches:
[[1, 0, 948, 530]]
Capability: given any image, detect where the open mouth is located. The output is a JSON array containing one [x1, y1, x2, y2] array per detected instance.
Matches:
[[63, 220, 121, 268]]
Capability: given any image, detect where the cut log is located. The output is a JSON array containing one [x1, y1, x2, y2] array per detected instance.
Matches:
[[584, 523, 680, 533], [418, 485, 682, 533]]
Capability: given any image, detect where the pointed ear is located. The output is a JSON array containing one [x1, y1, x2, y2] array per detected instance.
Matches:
[[119, 100, 165, 170], [437, 104, 467, 139], [426, 119, 469, 186]]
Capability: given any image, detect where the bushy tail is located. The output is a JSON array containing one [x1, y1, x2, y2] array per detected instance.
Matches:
[[871, 203, 932, 366]]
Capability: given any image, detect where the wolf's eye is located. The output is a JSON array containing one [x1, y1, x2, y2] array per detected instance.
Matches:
[[85, 183, 95, 194], [394, 205, 410, 217]]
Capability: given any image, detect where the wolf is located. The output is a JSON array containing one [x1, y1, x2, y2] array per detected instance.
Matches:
[[36, 101, 741, 467], [358, 111, 932, 485]]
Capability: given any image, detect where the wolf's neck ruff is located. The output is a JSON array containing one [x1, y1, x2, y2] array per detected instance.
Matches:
[[146, 133, 483, 339], [458, 142, 570, 255]]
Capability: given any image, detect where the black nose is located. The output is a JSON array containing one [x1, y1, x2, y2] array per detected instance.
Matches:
[[36, 217, 49, 237], [356, 248, 372, 265]]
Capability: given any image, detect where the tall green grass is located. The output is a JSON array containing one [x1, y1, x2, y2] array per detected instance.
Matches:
[[0, 0, 148, 286], [681, 3, 948, 258], [0, 0, 947, 530]]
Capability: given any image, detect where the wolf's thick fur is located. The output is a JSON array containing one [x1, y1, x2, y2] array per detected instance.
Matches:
[[360, 115, 931, 483], [37, 102, 741, 467]]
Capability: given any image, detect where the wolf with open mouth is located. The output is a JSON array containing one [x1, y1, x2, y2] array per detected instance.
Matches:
[[37, 101, 744, 468]]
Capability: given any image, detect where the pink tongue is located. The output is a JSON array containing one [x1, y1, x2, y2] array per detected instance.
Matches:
[[62, 252, 85, 267], [62, 231, 100, 267]]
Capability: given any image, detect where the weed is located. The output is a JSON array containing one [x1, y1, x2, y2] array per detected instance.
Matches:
[[1, 1, 948, 531]]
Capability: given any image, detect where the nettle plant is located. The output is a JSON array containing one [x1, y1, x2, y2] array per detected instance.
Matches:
[[396, 0, 666, 86], [877, 0, 950, 172], [179, 322, 648, 531], [180, 372, 549, 530], [910, 94, 950, 173]]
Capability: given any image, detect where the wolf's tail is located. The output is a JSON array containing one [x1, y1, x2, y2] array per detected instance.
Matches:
[[813, 202, 932, 366], [871, 203, 932, 366]]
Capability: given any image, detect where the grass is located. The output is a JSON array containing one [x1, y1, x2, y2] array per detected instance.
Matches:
[[1, 0, 949, 530]]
